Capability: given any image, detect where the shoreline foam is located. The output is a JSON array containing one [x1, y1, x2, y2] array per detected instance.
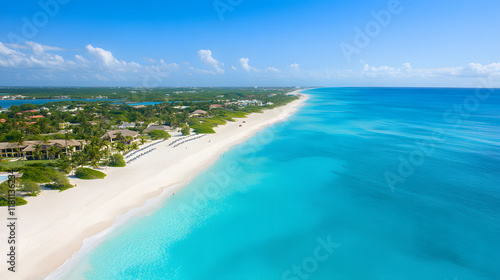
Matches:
[[0, 91, 308, 280]]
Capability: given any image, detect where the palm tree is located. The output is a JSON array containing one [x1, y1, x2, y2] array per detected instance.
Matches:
[[116, 143, 126, 154], [16, 133, 25, 165], [33, 144, 42, 160], [71, 151, 86, 168], [131, 142, 139, 150], [70, 159, 78, 175], [101, 145, 111, 171], [48, 146, 60, 162], [115, 132, 123, 143], [139, 136, 146, 146], [64, 131, 70, 156]]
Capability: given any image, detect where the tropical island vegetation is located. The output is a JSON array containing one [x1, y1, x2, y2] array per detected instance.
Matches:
[[0, 87, 299, 205]]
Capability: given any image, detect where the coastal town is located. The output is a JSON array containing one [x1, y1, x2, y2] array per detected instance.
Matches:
[[0, 87, 299, 205]]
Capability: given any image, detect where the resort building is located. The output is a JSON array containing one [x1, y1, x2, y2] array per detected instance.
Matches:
[[236, 100, 263, 106], [0, 139, 85, 160], [189, 110, 207, 117], [118, 122, 136, 129], [101, 129, 139, 143], [209, 104, 224, 110]]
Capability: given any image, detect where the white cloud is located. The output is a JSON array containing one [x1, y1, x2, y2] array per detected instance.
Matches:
[[265, 67, 281, 73], [0, 41, 68, 69], [0, 41, 182, 83], [231, 66, 238, 71], [197, 49, 224, 74], [361, 62, 500, 79], [188, 65, 215, 74], [3, 43, 29, 50], [6, 42, 64, 52], [74, 54, 87, 63], [289, 63, 300, 72], [0, 42, 21, 57], [143, 57, 156, 63], [26, 41, 66, 56], [86, 44, 122, 67], [239, 57, 259, 72]]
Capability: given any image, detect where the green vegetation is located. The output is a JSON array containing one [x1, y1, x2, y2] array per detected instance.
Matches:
[[0, 87, 297, 141], [21, 165, 60, 183], [0, 87, 300, 204], [46, 172, 73, 191], [181, 125, 190, 136], [0, 87, 298, 102], [0, 196, 27, 206], [190, 124, 216, 134], [75, 168, 106, 180], [0, 180, 29, 206], [109, 154, 126, 167], [147, 129, 171, 140], [20, 180, 41, 196], [0, 159, 58, 169]]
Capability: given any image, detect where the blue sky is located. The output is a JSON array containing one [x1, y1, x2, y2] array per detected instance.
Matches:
[[1, 0, 499, 87]]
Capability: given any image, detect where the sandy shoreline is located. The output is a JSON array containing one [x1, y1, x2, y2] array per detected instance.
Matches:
[[0, 91, 308, 280]]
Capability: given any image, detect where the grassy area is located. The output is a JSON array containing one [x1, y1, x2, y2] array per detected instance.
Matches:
[[75, 168, 106, 180], [191, 124, 216, 134], [0, 159, 59, 169], [21, 166, 60, 183]]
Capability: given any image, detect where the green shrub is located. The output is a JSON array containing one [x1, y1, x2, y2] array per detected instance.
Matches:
[[188, 118, 200, 126], [46, 172, 73, 191], [190, 124, 216, 134], [147, 129, 171, 140], [109, 153, 126, 167], [21, 166, 59, 183], [181, 125, 191, 136], [0, 196, 28, 206], [20, 180, 40, 196], [75, 168, 106, 180], [201, 117, 226, 127]]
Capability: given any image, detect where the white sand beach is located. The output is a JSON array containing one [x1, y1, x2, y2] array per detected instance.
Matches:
[[0, 92, 307, 280]]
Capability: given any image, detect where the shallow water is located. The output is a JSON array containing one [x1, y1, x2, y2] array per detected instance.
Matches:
[[61, 88, 500, 280]]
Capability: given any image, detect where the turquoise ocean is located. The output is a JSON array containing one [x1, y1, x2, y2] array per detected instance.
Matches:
[[59, 88, 500, 280]]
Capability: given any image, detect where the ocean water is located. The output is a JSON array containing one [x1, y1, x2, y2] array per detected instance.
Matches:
[[60, 88, 500, 280]]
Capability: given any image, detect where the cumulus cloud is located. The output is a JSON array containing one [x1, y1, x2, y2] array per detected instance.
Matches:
[[197, 49, 224, 74], [0, 41, 67, 69], [86, 44, 122, 67], [0, 42, 27, 67], [239, 57, 259, 72], [0, 41, 181, 84]]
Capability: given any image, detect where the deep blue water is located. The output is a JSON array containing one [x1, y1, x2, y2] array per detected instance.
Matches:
[[60, 88, 500, 280]]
